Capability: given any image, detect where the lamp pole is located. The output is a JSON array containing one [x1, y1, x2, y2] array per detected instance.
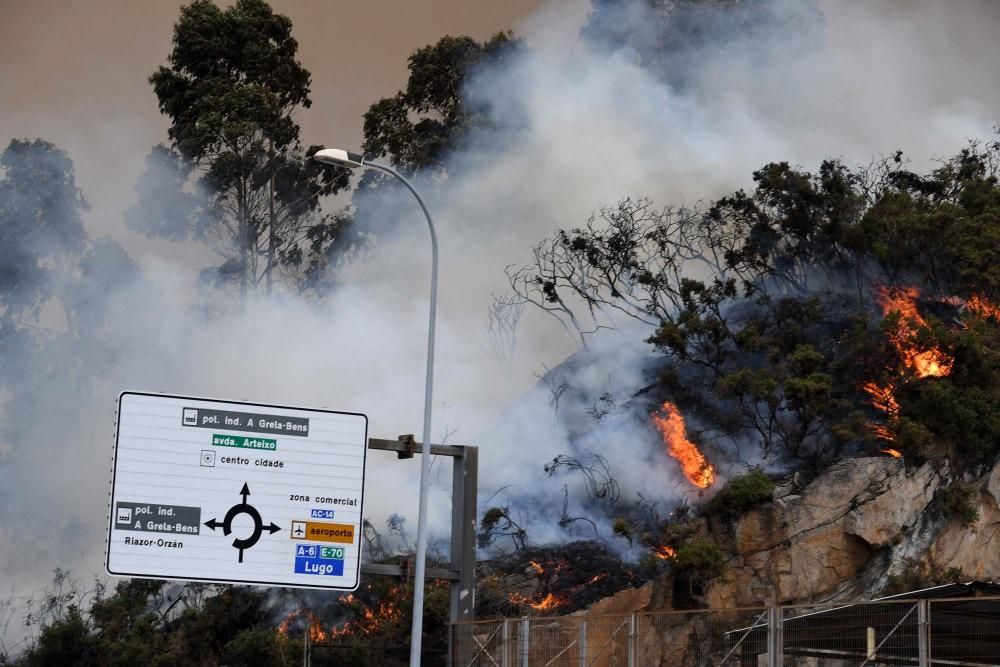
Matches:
[[314, 149, 437, 667]]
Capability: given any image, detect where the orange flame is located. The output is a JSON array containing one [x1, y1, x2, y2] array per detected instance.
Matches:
[[651, 402, 715, 488], [509, 591, 566, 611], [528, 593, 566, 611], [874, 286, 952, 379], [653, 545, 676, 559], [862, 382, 900, 417], [966, 295, 1000, 320], [276, 610, 329, 642], [882, 448, 902, 458], [863, 286, 959, 453], [867, 422, 897, 442], [528, 560, 544, 575]]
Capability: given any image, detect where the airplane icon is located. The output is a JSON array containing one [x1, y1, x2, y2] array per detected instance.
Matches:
[[291, 521, 307, 539]]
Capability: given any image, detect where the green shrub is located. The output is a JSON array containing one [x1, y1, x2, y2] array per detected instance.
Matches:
[[938, 483, 980, 527], [884, 558, 967, 596], [671, 538, 728, 580], [708, 469, 774, 518]]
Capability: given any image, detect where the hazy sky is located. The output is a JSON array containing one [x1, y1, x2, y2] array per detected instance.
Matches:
[[0, 0, 540, 264]]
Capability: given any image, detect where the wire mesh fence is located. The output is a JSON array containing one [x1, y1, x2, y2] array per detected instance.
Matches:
[[451, 596, 1000, 666]]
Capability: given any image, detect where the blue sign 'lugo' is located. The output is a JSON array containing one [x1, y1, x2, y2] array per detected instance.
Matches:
[[295, 557, 344, 576]]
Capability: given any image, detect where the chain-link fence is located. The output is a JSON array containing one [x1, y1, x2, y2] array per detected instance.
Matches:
[[451, 596, 1000, 666]]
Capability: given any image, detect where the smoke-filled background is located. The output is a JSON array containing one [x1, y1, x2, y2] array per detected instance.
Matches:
[[2, 0, 999, 631]]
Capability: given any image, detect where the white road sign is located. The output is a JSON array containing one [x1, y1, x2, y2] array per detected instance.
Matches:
[[107, 392, 368, 590]]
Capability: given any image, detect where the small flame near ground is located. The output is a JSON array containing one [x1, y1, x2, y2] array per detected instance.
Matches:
[[651, 401, 715, 489], [275, 586, 406, 642], [507, 562, 610, 613], [966, 295, 1000, 320], [653, 545, 676, 559], [509, 591, 568, 611]]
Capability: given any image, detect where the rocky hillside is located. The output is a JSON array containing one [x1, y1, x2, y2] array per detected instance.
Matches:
[[580, 455, 1000, 616]]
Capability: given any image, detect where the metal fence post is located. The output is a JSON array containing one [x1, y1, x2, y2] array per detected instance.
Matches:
[[579, 621, 587, 667], [766, 605, 784, 667], [519, 618, 530, 667], [628, 612, 638, 667], [502, 618, 512, 667], [918, 599, 930, 667]]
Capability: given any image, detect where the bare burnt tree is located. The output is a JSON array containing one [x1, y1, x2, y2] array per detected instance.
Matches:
[[478, 506, 528, 552], [543, 452, 621, 504], [535, 363, 570, 413], [556, 485, 599, 536], [362, 518, 388, 562], [505, 198, 710, 344], [486, 292, 525, 372]]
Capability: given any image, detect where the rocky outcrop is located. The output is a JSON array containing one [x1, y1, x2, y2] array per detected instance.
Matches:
[[707, 457, 943, 607], [561, 455, 1000, 628], [922, 463, 1000, 579], [530, 456, 1000, 667]]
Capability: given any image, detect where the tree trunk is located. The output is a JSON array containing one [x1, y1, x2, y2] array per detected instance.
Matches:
[[238, 180, 248, 304], [266, 140, 276, 297]]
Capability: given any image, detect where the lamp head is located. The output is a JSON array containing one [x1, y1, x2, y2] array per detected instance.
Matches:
[[313, 148, 365, 168]]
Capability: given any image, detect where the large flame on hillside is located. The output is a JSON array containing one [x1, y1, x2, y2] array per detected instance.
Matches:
[[874, 286, 952, 378], [651, 402, 715, 488], [862, 289, 998, 451], [862, 286, 955, 447]]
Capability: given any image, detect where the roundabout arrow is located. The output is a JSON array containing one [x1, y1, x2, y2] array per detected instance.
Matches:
[[204, 482, 281, 562]]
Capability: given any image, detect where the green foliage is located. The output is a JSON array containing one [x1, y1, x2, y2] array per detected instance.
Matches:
[[11, 576, 281, 667], [479, 506, 527, 551], [937, 483, 981, 527], [860, 142, 1000, 300], [136, 0, 349, 296], [362, 33, 521, 174], [671, 538, 728, 579], [223, 627, 299, 666], [18, 606, 94, 667], [884, 558, 968, 596], [0, 139, 87, 320], [707, 469, 774, 519], [612, 517, 634, 544], [510, 137, 1000, 473]]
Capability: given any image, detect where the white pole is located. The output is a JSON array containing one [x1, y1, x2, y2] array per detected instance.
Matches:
[[364, 161, 439, 667], [313, 152, 440, 666]]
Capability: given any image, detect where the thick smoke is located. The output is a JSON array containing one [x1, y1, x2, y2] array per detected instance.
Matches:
[[2, 0, 999, 643]]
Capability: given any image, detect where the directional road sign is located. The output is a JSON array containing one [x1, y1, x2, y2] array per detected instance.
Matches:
[[107, 392, 368, 589]]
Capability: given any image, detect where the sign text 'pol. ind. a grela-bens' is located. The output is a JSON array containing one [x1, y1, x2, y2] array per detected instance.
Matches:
[[106, 392, 368, 589]]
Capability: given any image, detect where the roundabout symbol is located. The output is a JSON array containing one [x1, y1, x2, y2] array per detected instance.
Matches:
[[204, 482, 281, 562]]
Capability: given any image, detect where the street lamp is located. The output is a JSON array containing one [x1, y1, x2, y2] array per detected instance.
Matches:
[[314, 148, 438, 667]]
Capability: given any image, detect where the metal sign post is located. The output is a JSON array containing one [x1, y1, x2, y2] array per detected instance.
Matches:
[[361, 437, 477, 666], [362, 437, 477, 622]]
